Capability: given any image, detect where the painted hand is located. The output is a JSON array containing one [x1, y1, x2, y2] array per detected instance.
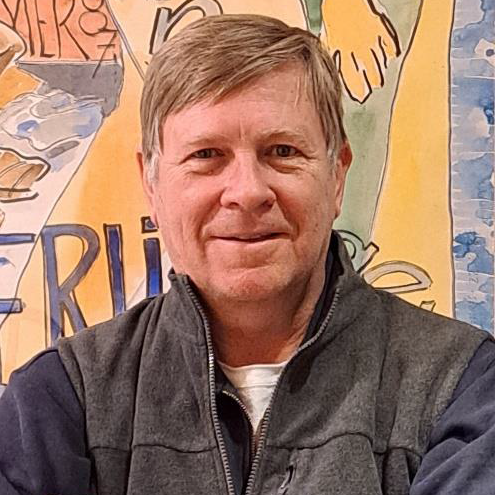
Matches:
[[322, 0, 401, 103]]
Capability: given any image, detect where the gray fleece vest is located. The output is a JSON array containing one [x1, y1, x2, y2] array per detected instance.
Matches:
[[58, 235, 488, 495]]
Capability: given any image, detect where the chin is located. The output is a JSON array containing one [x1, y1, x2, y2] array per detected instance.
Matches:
[[208, 266, 294, 302]]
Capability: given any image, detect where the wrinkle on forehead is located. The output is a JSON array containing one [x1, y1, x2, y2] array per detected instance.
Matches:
[[213, 61, 312, 108], [161, 63, 323, 153]]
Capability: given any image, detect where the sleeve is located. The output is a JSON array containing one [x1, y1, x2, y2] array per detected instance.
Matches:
[[0, 349, 92, 494], [410, 338, 495, 495]]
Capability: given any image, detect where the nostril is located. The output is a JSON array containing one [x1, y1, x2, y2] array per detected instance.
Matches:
[[278, 464, 296, 494]]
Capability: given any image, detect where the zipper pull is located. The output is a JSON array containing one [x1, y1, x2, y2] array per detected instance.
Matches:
[[278, 463, 296, 494]]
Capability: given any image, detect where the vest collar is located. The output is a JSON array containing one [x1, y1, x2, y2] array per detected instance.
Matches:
[[163, 230, 369, 349]]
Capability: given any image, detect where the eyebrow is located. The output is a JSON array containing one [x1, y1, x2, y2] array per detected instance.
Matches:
[[257, 128, 317, 150], [178, 134, 230, 150], [178, 128, 318, 153]]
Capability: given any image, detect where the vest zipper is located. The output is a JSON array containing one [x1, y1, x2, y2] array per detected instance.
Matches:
[[244, 288, 341, 495], [184, 281, 236, 495], [222, 389, 256, 462], [184, 275, 341, 495]]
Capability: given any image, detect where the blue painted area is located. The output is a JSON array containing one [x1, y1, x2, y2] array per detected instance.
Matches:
[[0, 90, 104, 155], [483, 96, 494, 125], [141, 216, 158, 233], [476, 208, 494, 227], [144, 237, 163, 297], [452, 76, 494, 152], [451, 0, 494, 57], [479, 279, 494, 294], [105, 224, 126, 316], [454, 232, 494, 275], [457, 297, 494, 331], [453, 231, 477, 257], [470, 59, 494, 78], [72, 109, 103, 139], [0, 234, 36, 245], [453, 77, 494, 121], [453, 153, 494, 201], [0, 257, 12, 267], [451, 0, 495, 332], [41, 224, 100, 344], [0, 299, 23, 314], [17, 119, 39, 136], [50, 92, 71, 110]]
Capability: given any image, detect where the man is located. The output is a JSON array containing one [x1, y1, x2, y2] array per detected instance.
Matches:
[[0, 14, 494, 495]]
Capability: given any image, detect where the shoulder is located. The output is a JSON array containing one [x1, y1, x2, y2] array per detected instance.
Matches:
[[374, 288, 491, 397], [375, 288, 490, 357], [440, 338, 495, 428], [57, 294, 167, 405], [0, 349, 91, 492], [58, 294, 167, 366], [8, 348, 75, 397], [60, 294, 166, 351], [451, 338, 495, 400], [368, 287, 492, 441], [410, 339, 495, 494], [344, 274, 490, 369], [1, 348, 83, 426]]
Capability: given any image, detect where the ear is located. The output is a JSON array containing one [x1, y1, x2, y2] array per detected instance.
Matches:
[[137, 149, 159, 227], [333, 141, 352, 218]]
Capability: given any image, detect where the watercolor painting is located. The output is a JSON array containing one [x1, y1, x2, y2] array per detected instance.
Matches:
[[0, 0, 493, 392]]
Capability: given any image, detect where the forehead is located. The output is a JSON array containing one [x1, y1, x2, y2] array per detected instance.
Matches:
[[161, 64, 324, 144]]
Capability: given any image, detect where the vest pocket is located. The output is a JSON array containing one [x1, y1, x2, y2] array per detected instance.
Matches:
[[125, 445, 224, 495], [258, 434, 383, 495]]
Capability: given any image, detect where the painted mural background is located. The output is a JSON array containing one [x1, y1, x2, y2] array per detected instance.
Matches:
[[0, 0, 493, 389]]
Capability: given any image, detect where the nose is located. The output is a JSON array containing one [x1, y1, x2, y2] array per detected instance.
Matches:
[[220, 152, 276, 212]]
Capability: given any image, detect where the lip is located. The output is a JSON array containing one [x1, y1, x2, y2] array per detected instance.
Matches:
[[212, 233, 287, 243]]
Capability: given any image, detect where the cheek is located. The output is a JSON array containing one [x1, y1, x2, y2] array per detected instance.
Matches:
[[284, 174, 335, 224], [298, 193, 336, 255], [157, 183, 216, 248]]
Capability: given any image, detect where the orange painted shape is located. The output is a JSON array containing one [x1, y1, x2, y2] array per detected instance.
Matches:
[[0, 0, 121, 62]]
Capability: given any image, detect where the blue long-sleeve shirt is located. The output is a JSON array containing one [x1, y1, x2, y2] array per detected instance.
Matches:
[[1, 339, 495, 494]]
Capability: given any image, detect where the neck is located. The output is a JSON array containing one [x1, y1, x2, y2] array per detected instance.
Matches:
[[204, 263, 327, 368]]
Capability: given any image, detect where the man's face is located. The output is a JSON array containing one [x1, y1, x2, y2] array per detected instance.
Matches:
[[140, 64, 351, 303]]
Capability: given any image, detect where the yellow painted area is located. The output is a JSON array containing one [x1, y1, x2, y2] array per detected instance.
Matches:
[[0, 239, 46, 380], [0, 66, 39, 108], [371, 0, 454, 316], [321, 0, 402, 103], [106, 0, 306, 74]]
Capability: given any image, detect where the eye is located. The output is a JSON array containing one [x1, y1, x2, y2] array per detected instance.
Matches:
[[269, 145, 299, 158], [191, 148, 221, 159], [186, 148, 224, 176]]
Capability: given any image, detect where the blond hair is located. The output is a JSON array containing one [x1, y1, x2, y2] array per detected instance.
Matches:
[[140, 14, 346, 181]]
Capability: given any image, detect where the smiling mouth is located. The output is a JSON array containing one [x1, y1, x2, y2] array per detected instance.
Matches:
[[216, 233, 283, 243]]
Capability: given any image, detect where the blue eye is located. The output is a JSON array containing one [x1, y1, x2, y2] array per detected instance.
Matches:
[[272, 145, 297, 157], [192, 149, 220, 159]]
